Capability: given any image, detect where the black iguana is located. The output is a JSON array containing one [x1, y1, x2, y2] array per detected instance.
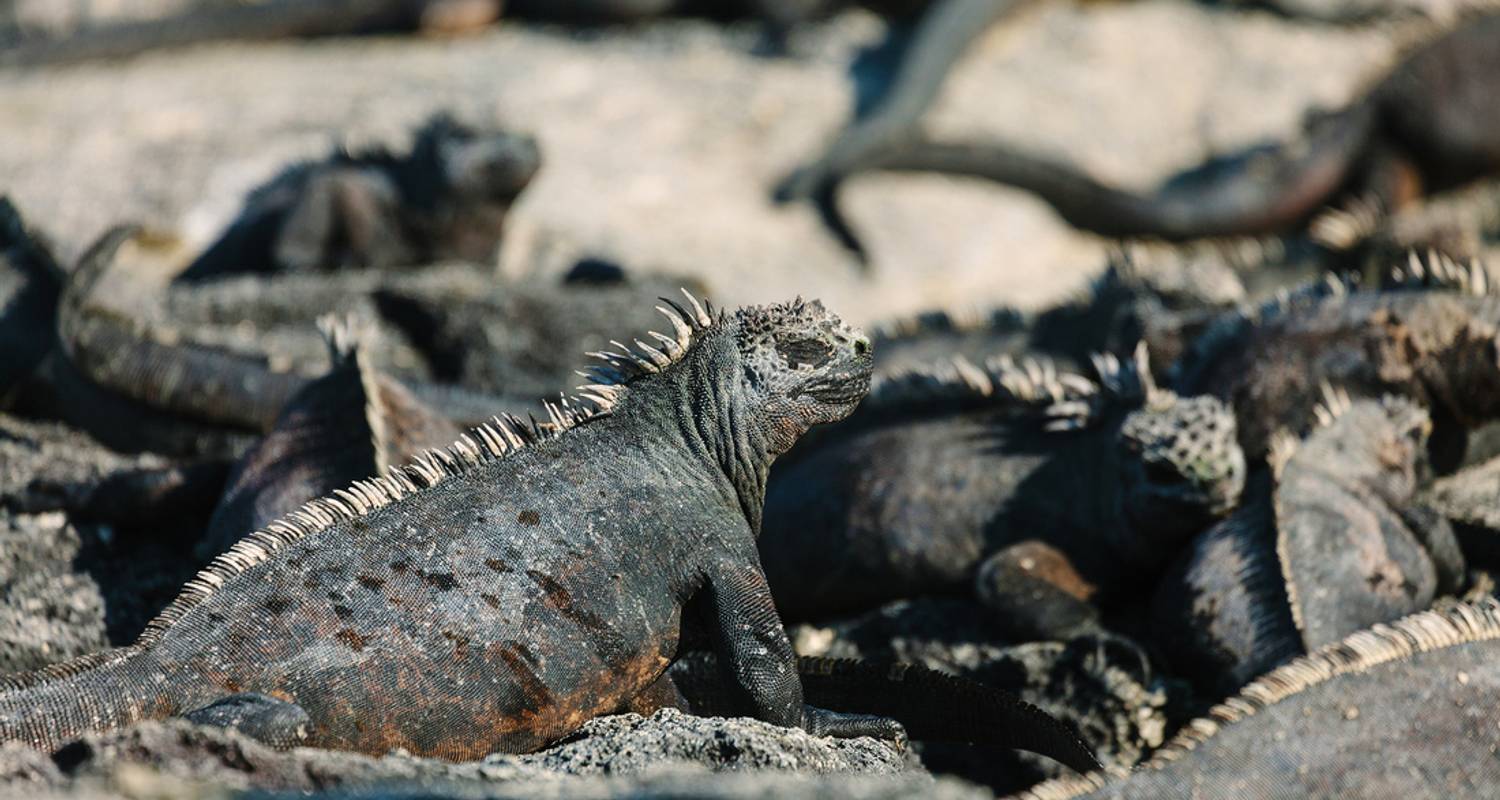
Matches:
[[1169, 259, 1500, 469], [0, 293, 907, 759], [50, 227, 532, 456], [196, 315, 460, 561], [779, 10, 1500, 263], [871, 240, 1255, 381], [175, 113, 538, 283], [1151, 393, 1465, 697], [759, 347, 1245, 629]]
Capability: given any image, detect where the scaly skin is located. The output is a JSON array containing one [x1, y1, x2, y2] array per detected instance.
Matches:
[[1151, 396, 1464, 697], [871, 243, 1251, 381], [1016, 599, 1500, 800], [1171, 278, 1500, 466], [760, 351, 1244, 624], [0, 294, 889, 759], [175, 113, 538, 283], [197, 317, 460, 561], [53, 228, 532, 457]]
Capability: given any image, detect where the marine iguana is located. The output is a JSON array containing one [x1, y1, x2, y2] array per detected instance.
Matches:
[[0, 292, 904, 758], [52, 227, 533, 456], [156, 256, 711, 409], [1151, 393, 1464, 697], [1169, 261, 1500, 467], [196, 316, 460, 561], [0, 196, 63, 396], [871, 241, 1254, 381], [759, 347, 1245, 627], [1015, 598, 1500, 799], [175, 113, 538, 283], [779, 10, 1500, 263], [1315, 175, 1500, 274]]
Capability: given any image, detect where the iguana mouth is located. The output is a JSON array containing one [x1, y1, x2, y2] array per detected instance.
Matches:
[[801, 370, 870, 405]]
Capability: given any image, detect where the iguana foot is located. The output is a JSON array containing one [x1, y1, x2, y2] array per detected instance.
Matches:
[[182, 692, 311, 749], [802, 705, 907, 748]]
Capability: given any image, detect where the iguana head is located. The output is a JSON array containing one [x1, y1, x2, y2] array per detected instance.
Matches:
[[734, 298, 873, 453], [404, 113, 541, 206], [1117, 393, 1245, 544]]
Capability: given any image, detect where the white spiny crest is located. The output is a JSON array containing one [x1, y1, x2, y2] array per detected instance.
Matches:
[[1309, 192, 1385, 251], [1386, 249, 1493, 296], [113, 300, 696, 670], [1312, 382, 1354, 428]]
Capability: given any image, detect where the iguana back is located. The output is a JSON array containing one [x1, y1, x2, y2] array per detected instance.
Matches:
[[0, 294, 882, 759]]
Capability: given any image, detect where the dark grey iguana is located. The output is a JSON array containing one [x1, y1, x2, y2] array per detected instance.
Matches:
[[196, 315, 460, 561], [760, 347, 1245, 626], [147, 249, 712, 413], [1013, 598, 1500, 800], [0, 196, 63, 397], [1151, 393, 1464, 697], [1316, 175, 1500, 276], [779, 10, 1500, 263], [174, 113, 538, 283], [0, 293, 908, 758], [870, 241, 1252, 381], [1418, 449, 1500, 567], [51, 227, 532, 457], [1170, 265, 1500, 469]]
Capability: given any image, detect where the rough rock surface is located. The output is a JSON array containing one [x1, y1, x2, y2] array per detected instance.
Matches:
[[0, 510, 109, 674], [791, 598, 1178, 786], [0, 413, 166, 513], [0, 711, 934, 799]]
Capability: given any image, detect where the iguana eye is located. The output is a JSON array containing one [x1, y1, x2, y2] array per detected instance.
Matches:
[[776, 336, 833, 369]]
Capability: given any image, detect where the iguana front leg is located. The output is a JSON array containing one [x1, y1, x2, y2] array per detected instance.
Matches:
[[705, 558, 902, 740]]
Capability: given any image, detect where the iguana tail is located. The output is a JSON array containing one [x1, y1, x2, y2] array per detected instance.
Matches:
[[869, 103, 1377, 241], [0, 646, 201, 753]]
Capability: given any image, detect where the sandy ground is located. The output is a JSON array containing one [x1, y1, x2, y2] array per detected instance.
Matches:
[[0, 4, 1400, 325]]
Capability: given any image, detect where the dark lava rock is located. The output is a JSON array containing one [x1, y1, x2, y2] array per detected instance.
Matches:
[[0, 510, 109, 673], [792, 597, 1178, 790], [6, 710, 941, 799]]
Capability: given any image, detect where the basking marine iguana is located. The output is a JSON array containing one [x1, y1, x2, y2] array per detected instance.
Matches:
[[196, 315, 460, 561], [760, 346, 1245, 632], [159, 308, 1100, 770], [48, 227, 533, 457], [1151, 393, 1465, 697], [1014, 598, 1500, 799], [1170, 258, 1500, 468], [176, 113, 539, 283], [0, 293, 906, 758], [870, 240, 1253, 380], [779, 9, 1500, 264]]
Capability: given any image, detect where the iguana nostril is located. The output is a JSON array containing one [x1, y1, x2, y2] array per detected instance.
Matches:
[[853, 337, 870, 356]]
